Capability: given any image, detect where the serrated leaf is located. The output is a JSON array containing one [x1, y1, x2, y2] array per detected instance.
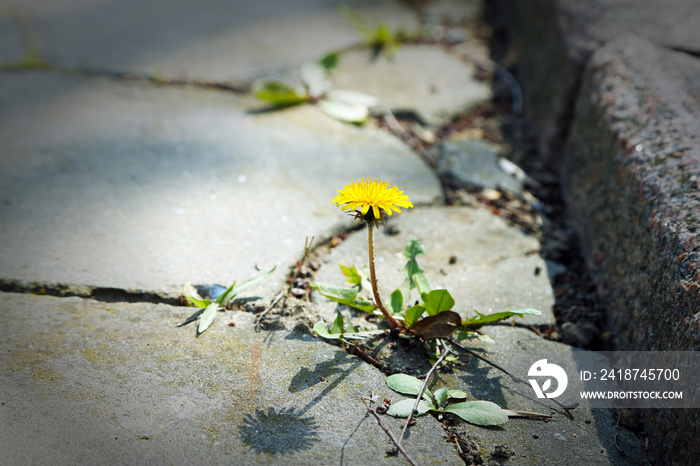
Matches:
[[197, 302, 221, 334], [462, 308, 542, 328], [319, 98, 369, 124], [444, 401, 509, 426], [423, 289, 455, 316], [390, 289, 403, 315], [402, 239, 426, 259], [325, 89, 378, 108], [340, 264, 362, 286], [253, 81, 309, 106], [400, 239, 431, 297], [386, 399, 433, 418], [405, 304, 425, 328], [182, 283, 211, 309], [300, 62, 331, 98], [411, 311, 462, 340], [385, 373, 424, 396], [434, 388, 449, 408], [217, 266, 276, 305]]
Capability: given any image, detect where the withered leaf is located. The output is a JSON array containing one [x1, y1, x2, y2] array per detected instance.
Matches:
[[412, 311, 461, 339]]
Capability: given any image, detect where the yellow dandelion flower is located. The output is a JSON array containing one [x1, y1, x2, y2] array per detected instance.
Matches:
[[331, 177, 413, 226]]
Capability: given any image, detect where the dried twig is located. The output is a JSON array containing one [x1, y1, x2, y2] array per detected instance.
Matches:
[[254, 290, 285, 332], [287, 236, 314, 296], [398, 345, 455, 446], [362, 397, 418, 466]]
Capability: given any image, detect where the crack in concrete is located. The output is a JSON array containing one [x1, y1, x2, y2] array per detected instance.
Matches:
[[0, 279, 182, 306], [665, 45, 700, 59]]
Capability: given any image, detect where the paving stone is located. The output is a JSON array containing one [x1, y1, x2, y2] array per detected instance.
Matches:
[[0, 72, 442, 297], [0, 0, 419, 81], [313, 206, 557, 326], [331, 44, 492, 125], [370, 325, 649, 465], [0, 292, 461, 464], [436, 139, 527, 194]]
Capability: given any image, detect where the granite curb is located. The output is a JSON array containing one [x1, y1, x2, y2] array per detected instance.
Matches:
[[507, 1, 700, 463]]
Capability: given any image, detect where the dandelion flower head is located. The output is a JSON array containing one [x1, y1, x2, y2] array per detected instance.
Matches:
[[331, 177, 413, 226]]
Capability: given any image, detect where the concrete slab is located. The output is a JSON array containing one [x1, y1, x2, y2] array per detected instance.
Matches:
[[0, 0, 419, 81], [436, 139, 526, 194], [331, 45, 492, 125], [0, 72, 442, 297], [369, 325, 649, 465], [313, 206, 557, 326], [0, 292, 461, 464]]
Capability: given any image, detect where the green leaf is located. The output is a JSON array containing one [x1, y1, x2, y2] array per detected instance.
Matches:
[[309, 281, 375, 313], [312, 320, 332, 338], [423, 289, 455, 316], [253, 81, 309, 106], [347, 300, 376, 313], [400, 239, 431, 298], [177, 308, 205, 327], [385, 373, 424, 396], [386, 399, 433, 418], [374, 22, 393, 44], [197, 302, 221, 335], [405, 304, 425, 328], [330, 309, 345, 335], [217, 266, 276, 305], [447, 390, 468, 400], [215, 281, 237, 305], [311, 320, 384, 340], [182, 284, 211, 309], [310, 281, 358, 301], [434, 388, 449, 408], [390, 289, 403, 315], [340, 264, 362, 286], [414, 271, 432, 294], [444, 401, 509, 426], [319, 98, 369, 124], [462, 308, 542, 328], [319, 52, 338, 71], [402, 238, 426, 259]]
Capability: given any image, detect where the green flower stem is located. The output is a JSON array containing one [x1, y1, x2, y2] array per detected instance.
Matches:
[[367, 225, 402, 329]]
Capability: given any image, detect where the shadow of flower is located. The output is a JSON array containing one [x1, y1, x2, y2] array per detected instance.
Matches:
[[239, 407, 320, 454]]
